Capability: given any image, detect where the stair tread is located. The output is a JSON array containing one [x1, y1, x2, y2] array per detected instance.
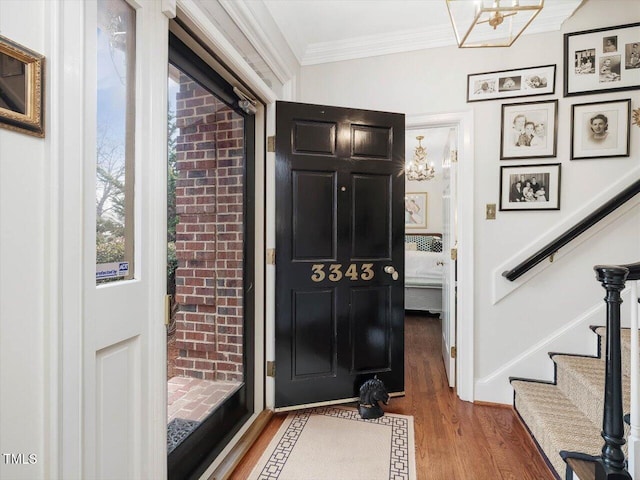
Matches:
[[553, 354, 631, 432], [512, 380, 603, 477], [553, 354, 632, 392], [594, 327, 637, 363], [513, 327, 637, 478]]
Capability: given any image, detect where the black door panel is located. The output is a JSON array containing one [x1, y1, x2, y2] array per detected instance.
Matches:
[[275, 101, 405, 408]]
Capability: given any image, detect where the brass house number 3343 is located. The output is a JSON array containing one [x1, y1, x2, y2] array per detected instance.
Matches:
[[310, 263, 375, 282]]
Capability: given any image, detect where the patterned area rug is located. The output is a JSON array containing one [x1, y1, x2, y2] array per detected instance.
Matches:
[[248, 406, 416, 480]]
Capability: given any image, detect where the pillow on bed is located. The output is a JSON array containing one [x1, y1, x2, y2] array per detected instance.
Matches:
[[406, 242, 417, 251], [405, 235, 433, 251]]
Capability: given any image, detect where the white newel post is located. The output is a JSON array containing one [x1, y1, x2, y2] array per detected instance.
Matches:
[[629, 280, 639, 478]]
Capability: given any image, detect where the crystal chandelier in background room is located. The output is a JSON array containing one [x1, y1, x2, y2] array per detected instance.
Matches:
[[406, 135, 435, 181]]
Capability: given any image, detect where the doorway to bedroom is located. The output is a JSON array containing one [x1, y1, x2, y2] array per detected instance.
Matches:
[[404, 119, 460, 388]]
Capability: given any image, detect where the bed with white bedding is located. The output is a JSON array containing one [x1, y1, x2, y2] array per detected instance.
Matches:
[[404, 234, 444, 314]]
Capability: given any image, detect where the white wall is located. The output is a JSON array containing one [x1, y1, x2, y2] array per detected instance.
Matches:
[[0, 1, 48, 479], [405, 126, 448, 234], [298, 0, 640, 403]]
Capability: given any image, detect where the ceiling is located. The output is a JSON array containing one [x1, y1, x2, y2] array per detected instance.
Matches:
[[260, 0, 585, 65]]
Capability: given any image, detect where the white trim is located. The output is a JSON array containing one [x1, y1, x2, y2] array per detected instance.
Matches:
[[302, 25, 454, 66], [406, 111, 475, 402], [177, 0, 277, 104], [273, 391, 406, 414], [629, 280, 639, 478], [162, 0, 176, 18], [492, 167, 640, 305], [218, 0, 296, 85], [44, 0, 61, 476], [143, 4, 171, 478], [475, 298, 607, 403], [57, 1, 86, 477], [295, 4, 579, 66], [265, 102, 276, 410], [253, 104, 267, 416]]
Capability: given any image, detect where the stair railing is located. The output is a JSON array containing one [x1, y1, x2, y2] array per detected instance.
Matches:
[[502, 179, 640, 282], [562, 262, 639, 479], [596, 265, 631, 479]]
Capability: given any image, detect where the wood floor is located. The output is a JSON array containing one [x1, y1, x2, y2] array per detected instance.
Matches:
[[229, 313, 555, 480]]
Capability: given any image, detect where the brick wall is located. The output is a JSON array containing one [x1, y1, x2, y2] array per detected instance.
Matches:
[[173, 74, 244, 382]]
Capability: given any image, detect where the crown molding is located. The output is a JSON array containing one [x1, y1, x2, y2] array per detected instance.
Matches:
[[210, 0, 582, 67], [301, 25, 455, 66], [162, 0, 176, 18], [219, 0, 297, 84], [299, 5, 580, 65]]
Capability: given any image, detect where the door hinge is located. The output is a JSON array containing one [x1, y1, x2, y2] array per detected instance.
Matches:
[[450, 247, 457, 261], [164, 294, 172, 326], [450, 346, 457, 359], [266, 361, 276, 377], [266, 248, 275, 265], [450, 149, 458, 163], [267, 136, 275, 152]]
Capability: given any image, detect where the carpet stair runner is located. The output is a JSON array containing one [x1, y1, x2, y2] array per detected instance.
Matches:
[[511, 327, 636, 479]]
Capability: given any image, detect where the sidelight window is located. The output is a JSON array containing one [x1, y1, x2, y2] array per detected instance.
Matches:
[[96, 0, 136, 284]]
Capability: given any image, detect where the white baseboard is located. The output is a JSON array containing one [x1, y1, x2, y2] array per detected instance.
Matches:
[[474, 289, 633, 404]]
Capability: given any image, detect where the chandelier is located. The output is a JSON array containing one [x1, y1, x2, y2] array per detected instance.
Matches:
[[445, 0, 544, 48], [406, 135, 435, 181]]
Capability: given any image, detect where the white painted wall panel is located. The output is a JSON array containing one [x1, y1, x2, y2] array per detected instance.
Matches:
[[0, 1, 47, 479], [298, 0, 640, 403]]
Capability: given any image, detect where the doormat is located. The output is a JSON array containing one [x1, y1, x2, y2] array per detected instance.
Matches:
[[167, 417, 200, 454], [248, 406, 416, 480]]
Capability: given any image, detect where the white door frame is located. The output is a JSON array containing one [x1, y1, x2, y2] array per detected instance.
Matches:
[[55, 1, 170, 478], [406, 112, 474, 402]]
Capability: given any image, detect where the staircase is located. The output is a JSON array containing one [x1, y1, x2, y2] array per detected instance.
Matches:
[[511, 326, 635, 478], [500, 178, 640, 479]]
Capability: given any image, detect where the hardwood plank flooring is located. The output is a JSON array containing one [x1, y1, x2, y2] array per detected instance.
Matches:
[[229, 313, 555, 480]]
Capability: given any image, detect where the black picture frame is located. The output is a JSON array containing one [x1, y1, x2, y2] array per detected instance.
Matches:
[[499, 163, 561, 211], [467, 64, 556, 102], [500, 100, 558, 160], [564, 22, 640, 97], [570, 99, 631, 160]]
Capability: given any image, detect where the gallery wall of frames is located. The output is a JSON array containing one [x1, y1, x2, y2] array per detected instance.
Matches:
[[466, 22, 639, 212]]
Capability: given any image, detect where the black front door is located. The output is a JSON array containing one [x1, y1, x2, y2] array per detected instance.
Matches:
[[275, 101, 405, 408]]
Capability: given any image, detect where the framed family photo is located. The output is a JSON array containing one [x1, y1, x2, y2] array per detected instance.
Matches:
[[467, 65, 556, 102], [571, 99, 630, 160], [499, 164, 561, 211], [467, 64, 555, 102], [564, 23, 640, 97], [405, 193, 427, 229], [500, 100, 558, 159]]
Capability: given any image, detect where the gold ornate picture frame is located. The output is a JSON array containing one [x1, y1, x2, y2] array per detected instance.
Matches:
[[0, 35, 44, 137]]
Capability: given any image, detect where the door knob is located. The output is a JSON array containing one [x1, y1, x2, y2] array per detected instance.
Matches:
[[384, 266, 399, 280]]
